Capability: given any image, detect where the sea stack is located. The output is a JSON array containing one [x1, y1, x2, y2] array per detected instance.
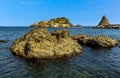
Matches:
[[97, 15, 111, 28]]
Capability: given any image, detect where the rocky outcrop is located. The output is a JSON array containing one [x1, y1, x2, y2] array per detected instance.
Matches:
[[72, 34, 119, 48], [75, 24, 82, 28], [31, 20, 49, 28], [30, 17, 73, 28], [72, 34, 92, 45], [97, 16, 111, 28], [10, 28, 82, 59], [110, 24, 120, 29], [96, 16, 120, 29]]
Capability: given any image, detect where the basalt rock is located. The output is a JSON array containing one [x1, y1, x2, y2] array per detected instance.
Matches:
[[10, 28, 82, 59], [72, 34, 119, 48]]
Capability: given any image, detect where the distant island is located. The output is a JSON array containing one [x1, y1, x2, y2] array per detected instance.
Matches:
[[97, 15, 120, 29], [30, 16, 120, 29], [30, 17, 74, 28]]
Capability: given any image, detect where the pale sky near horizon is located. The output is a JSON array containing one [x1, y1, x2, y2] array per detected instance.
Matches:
[[0, 0, 120, 26]]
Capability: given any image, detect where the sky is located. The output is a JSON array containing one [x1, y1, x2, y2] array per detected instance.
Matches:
[[0, 0, 120, 26]]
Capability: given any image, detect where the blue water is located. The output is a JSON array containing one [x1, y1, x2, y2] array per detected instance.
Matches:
[[0, 27, 120, 78]]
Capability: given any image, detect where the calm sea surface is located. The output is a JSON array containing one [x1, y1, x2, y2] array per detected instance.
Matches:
[[0, 27, 120, 78]]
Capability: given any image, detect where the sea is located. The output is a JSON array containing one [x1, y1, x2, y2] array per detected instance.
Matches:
[[0, 27, 120, 78]]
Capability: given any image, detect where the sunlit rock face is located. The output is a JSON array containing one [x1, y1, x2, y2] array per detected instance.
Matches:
[[72, 34, 119, 48], [11, 28, 82, 59]]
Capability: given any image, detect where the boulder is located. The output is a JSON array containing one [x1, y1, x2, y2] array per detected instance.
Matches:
[[72, 34, 92, 45], [72, 34, 119, 48], [10, 28, 82, 59]]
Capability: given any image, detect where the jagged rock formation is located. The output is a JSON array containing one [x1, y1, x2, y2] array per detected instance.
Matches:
[[10, 28, 82, 59], [96, 16, 120, 29], [75, 24, 82, 28], [72, 34, 119, 48], [30, 17, 73, 28], [31, 20, 48, 28], [97, 16, 111, 28]]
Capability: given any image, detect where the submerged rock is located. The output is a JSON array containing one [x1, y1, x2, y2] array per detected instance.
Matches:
[[72, 34, 119, 48], [11, 28, 82, 59], [0, 40, 8, 43], [0, 47, 9, 50]]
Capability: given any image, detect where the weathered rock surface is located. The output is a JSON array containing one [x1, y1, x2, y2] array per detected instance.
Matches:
[[72, 34, 119, 48], [72, 34, 92, 45], [11, 28, 82, 59]]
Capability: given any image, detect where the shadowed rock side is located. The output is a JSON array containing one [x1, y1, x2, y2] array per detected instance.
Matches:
[[72, 34, 120, 48], [10, 28, 82, 59]]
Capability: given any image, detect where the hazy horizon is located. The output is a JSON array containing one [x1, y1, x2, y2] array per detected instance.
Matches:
[[0, 0, 120, 26]]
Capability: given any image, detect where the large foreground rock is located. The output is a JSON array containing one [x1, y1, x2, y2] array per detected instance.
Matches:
[[11, 28, 82, 59], [72, 34, 119, 48]]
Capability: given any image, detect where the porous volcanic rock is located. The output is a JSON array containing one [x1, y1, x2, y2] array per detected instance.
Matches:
[[10, 28, 82, 59], [72, 34, 119, 48]]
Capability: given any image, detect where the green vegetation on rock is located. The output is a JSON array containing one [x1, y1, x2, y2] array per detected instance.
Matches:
[[30, 17, 73, 28]]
